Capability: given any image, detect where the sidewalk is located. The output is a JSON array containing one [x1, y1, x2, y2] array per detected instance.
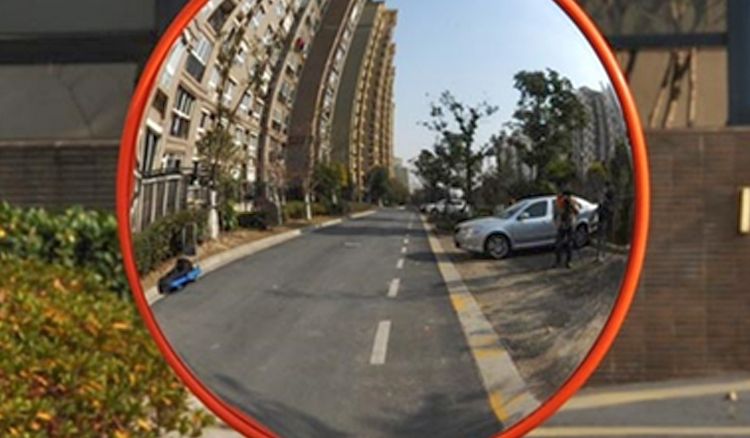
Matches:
[[531, 374, 750, 437], [186, 374, 750, 437]]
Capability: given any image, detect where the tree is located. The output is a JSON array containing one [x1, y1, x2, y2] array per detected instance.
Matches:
[[411, 149, 450, 202], [366, 166, 390, 204], [505, 69, 588, 191], [195, 2, 281, 234], [312, 162, 348, 209], [421, 91, 499, 207]]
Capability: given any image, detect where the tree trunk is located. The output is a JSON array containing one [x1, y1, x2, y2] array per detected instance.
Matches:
[[662, 50, 692, 128], [648, 51, 677, 127], [208, 189, 220, 240], [687, 47, 698, 127], [304, 191, 312, 221]]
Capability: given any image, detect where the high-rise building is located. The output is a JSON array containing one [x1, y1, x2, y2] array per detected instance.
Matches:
[[285, 0, 365, 193], [573, 85, 627, 178], [330, 1, 397, 195]]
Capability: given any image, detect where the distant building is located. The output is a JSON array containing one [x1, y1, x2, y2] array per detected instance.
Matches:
[[573, 85, 627, 178], [392, 157, 410, 193], [331, 1, 397, 196], [285, 0, 366, 193]]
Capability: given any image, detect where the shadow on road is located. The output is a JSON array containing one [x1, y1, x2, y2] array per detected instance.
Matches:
[[360, 391, 502, 438], [314, 225, 411, 237], [210, 373, 350, 438]]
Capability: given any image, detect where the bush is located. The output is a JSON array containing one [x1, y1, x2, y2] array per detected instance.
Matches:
[[311, 202, 328, 216], [237, 212, 271, 230], [283, 201, 307, 220], [133, 209, 208, 276], [0, 203, 126, 295], [0, 257, 214, 436]]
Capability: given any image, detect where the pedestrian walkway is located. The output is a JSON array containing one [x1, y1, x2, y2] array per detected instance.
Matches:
[[530, 374, 750, 437]]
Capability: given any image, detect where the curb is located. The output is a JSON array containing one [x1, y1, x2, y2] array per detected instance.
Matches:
[[420, 215, 540, 426], [146, 210, 377, 306]]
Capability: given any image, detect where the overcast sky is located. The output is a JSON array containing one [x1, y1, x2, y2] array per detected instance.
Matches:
[[387, 0, 614, 166]]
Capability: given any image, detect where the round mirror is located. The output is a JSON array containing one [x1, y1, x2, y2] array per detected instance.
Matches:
[[117, 0, 649, 436]]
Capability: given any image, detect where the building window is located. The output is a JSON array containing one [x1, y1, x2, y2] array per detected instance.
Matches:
[[160, 41, 186, 89], [163, 153, 184, 171], [152, 90, 169, 118], [208, 0, 236, 33], [235, 42, 248, 65], [272, 108, 284, 132], [170, 86, 195, 139], [241, 0, 256, 14], [252, 5, 265, 28], [141, 128, 160, 174], [223, 78, 237, 106], [185, 34, 214, 82], [208, 65, 222, 93], [240, 92, 253, 113]]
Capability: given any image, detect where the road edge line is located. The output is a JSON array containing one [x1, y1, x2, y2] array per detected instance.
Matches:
[[420, 215, 540, 426]]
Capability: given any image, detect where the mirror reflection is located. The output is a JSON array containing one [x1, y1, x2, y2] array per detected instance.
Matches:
[[128, 0, 635, 436]]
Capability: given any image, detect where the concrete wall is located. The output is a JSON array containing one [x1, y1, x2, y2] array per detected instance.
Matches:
[[593, 128, 750, 383], [0, 140, 119, 210]]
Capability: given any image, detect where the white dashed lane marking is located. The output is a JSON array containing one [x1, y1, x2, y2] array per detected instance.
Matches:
[[396, 258, 405, 270], [370, 320, 392, 365], [388, 278, 401, 298]]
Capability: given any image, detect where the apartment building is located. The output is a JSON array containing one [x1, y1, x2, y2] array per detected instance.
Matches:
[[572, 85, 627, 179], [133, 0, 316, 230], [330, 1, 397, 196], [285, 0, 366, 193], [256, 0, 329, 196]]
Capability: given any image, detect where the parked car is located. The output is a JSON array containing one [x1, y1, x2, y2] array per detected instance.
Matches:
[[454, 195, 598, 259], [420, 198, 472, 215]]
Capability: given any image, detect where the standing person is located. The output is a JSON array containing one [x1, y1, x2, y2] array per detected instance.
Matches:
[[554, 189, 579, 269], [595, 182, 615, 262]]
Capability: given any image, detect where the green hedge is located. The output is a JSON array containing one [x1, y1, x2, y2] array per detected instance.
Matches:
[[0, 257, 214, 436], [0, 203, 126, 295], [133, 209, 208, 276]]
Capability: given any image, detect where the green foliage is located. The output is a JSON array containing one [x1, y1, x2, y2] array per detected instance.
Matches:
[[420, 91, 499, 206], [0, 257, 214, 437], [506, 69, 588, 188], [283, 201, 307, 220], [0, 203, 126, 295], [220, 201, 239, 232], [366, 166, 391, 203], [412, 150, 450, 202], [312, 162, 348, 205], [133, 209, 208, 276]]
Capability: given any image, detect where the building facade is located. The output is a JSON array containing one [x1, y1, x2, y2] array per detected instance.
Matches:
[[572, 85, 627, 179], [285, 0, 365, 193], [132, 0, 327, 230], [330, 1, 397, 196]]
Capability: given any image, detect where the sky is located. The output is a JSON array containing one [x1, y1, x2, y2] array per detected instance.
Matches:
[[386, 0, 615, 166]]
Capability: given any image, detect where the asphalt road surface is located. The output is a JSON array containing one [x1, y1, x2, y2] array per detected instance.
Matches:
[[153, 209, 502, 438]]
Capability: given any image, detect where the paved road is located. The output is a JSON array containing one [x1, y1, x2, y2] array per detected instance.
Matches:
[[153, 209, 501, 438]]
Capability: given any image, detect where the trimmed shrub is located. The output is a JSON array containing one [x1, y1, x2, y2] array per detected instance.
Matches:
[[283, 201, 307, 220], [237, 212, 271, 230], [132, 209, 208, 276], [0, 203, 126, 295], [0, 257, 214, 436]]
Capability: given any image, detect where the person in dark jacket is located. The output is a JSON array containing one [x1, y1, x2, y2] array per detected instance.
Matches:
[[596, 182, 615, 262], [554, 189, 579, 269]]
